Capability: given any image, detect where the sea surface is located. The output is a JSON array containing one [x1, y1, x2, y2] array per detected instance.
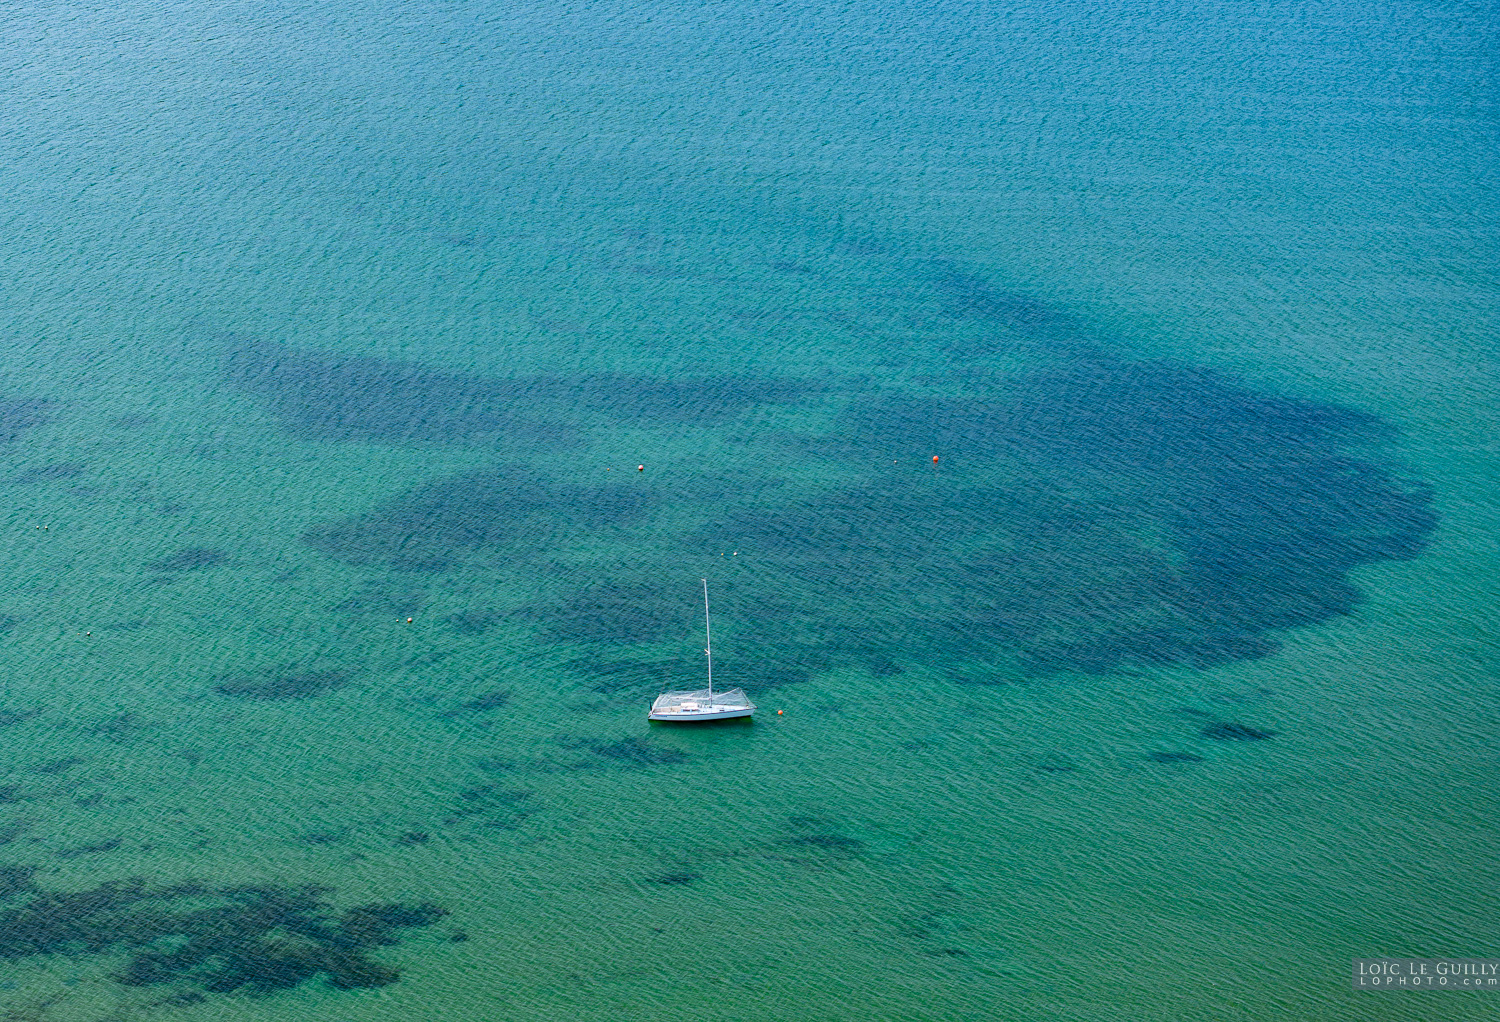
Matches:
[[0, 1, 1496, 1019]]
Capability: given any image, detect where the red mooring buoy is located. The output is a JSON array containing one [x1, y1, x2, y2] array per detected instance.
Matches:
[[933, 455, 939, 464]]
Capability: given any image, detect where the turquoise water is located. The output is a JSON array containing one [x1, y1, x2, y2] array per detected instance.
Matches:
[[0, 1, 1497, 1018]]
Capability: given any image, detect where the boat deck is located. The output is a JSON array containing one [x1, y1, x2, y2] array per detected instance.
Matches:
[[649, 687, 755, 721]]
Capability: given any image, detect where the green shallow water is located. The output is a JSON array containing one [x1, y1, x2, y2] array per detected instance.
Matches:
[[0, 1, 1497, 1019]]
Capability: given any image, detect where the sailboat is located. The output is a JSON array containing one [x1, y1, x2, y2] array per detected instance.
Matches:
[[648, 580, 755, 722]]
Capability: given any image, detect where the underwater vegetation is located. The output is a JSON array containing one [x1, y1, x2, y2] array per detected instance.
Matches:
[[220, 336, 540, 444], [53, 838, 122, 860], [0, 876, 443, 995], [767, 815, 866, 866], [0, 398, 48, 444], [32, 756, 84, 776], [147, 547, 227, 574], [297, 829, 348, 847], [928, 264, 1056, 332], [303, 468, 646, 570], [237, 288, 1431, 683], [1034, 753, 1077, 774], [221, 337, 810, 444], [556, 736, 687, 767], [0, 707, 40, 727], [440, 785, 532, 829], [522, 581, 696, 644], [214, 667, 350, 701], [437, 689, 511, 719], [12, 463, 86, 485], [697, 354, 1436, 677], [898, 884, 975, 960], [470, 738, 688, 777], [89, 712, 147, 742], [1200, 721, 1276, 741], [108, 413, 157, 430]]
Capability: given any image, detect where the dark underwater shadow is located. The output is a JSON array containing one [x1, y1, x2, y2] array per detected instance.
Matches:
[[302, 466, 649, 570], [694, 352, 1436, 679], [219, 336, 813, 444], [0, 874, 444, 997], [236, 269, 1435, 684], [0, 398, 50, 444]]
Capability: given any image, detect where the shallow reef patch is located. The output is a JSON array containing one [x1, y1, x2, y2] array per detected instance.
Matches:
[[554, 735, 687, 768], [437, 689, 511, 719], [214, 667, 350, 701], [302, 467, 646, 570], [0, 875, 444, 996], [54, 838, 123, 860], [928, 264, 1058, 331], [89, 712, 147, 742], [522, 581, 694, 645], [13, 463, 86, 485], [0, 398, 49, 444], [147, 547, 227, 574], [1034, 753, 1077, 774], [220, 337, 811, 444], [1199, 721, 1276, 741], [768, 815, 866, 865], [696, 354, 1435, 678], [220, 337, 538, 444], [32, 756, 84, 776], [440, 785, 532, 829], [0, 707, 40, 727]]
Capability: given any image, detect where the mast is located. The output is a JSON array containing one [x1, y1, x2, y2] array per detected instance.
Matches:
[[702, 578, 713, 698]]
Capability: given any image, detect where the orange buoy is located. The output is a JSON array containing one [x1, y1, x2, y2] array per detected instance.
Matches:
[[777, 710, 783, 715], [933, 455, 939, 463]]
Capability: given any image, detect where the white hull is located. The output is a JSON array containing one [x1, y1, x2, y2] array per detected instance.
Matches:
[[648, 705, 754, 722]]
